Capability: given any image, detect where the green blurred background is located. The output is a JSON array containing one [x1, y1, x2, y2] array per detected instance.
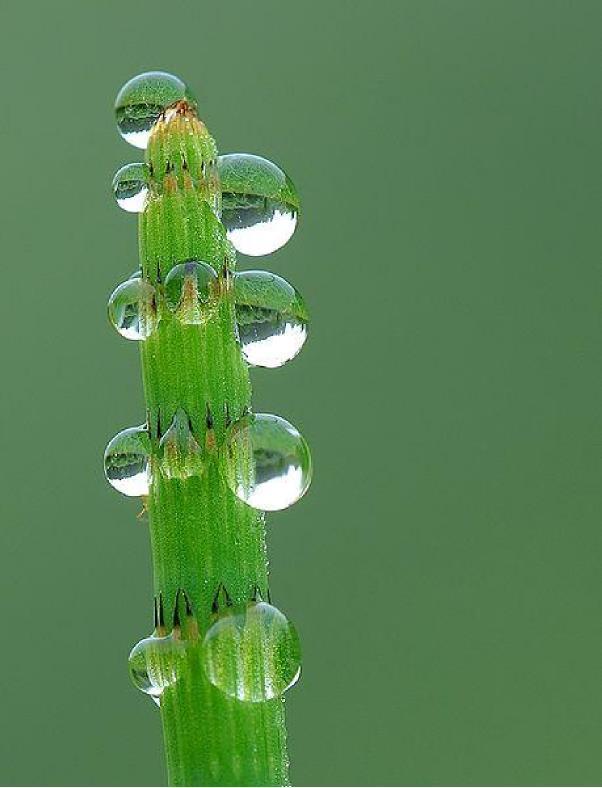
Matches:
[[0, 1, 600, 784]]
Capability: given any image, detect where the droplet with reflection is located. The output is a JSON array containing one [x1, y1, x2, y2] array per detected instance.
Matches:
[[218, 154, 299, 256], [129, 634, 186, 705], [104, 425, 151, 497], [164, 261, 218, 325], [202, 600, 301, 702], [107, 278, 157, 341], [221, 413, 312, 511], [115, 71, 197, 149], [112, 163, 149, 212], [234, 270, 308, 368]]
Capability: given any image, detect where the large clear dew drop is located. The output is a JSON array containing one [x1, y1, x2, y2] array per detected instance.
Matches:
[[104, 425, 151, 497], [164, 261, 218, 325], [115, 71, 197, 149], [202, 601, 301, 702], [234, 270, 308, 368], [221, 413, 312, 511], [129, 635, 186, 705], [218, 154, 299, 256], [107, 278, 157, 340], [112, 163, 149, 212]]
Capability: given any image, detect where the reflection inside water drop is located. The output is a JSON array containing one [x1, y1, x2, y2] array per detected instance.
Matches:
[[221, 413, 312, 511], [107, 278, 157, 341], [218, 154, 299, 256], [112, 162, 149, 212], [234, 270, 308, 368], [129, 634, 185, 703], [201, 601, 301, 702], [227, 208, 297, 257], [164, 261, 218, 325], [104, 425, 151, 497], [115, 71, 197, 149]]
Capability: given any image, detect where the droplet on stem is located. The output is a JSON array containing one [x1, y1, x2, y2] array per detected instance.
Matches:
[[104, 425, 151, 497], [159, 409, 205, 480], [112, 163, 149, 213], [115, 71, 197, 149], [164, 261, 218, 325], [218, 154, 299, 256], [233, 270, 308, 368], [201, 601, 301, 702], [129, 634, 186, 705], [107, 278, 157, 340], [221, 413, 312, 511]]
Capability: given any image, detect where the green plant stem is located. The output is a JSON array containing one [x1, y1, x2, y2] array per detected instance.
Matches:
[[139, 111, 289, 786]]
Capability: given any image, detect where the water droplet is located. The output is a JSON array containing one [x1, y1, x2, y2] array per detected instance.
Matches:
[[115, 71, 197, 149], [221, 413, 312, 511], [159, 409, 204, 480], [202, 601, 301, 702], [104, 425, 151, 497], [107, 278, 157, 340], [218, 154, 299, 256], [129, 634, 186, 704], [112, 163, 149, 212], [234, 271, 308, 368], [164, 261, 218, 324]]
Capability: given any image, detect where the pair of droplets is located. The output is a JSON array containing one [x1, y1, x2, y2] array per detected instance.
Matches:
[[130, 591, 301, 706], [105, 72, 312, 512]]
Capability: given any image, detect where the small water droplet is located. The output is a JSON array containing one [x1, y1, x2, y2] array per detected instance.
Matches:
[[218, 154, 299, 256], [108, 278, 157, 340], [115, 72, 197, 149], [164, 261, 218, 324], [202, 601, 301, 702], [129, 634, 186, 703], [234, 271, 308, 368], [112, 163, 149, 212], [104, 425, 151, 497], [221, 413, 312, 511], [159, 409, 204, 480]]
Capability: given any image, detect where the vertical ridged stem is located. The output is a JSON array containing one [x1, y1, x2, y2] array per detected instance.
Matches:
[[138, 110, 288, 786]]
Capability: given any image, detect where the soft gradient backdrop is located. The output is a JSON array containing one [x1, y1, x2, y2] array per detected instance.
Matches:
[[0, 1, 600, 784]]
